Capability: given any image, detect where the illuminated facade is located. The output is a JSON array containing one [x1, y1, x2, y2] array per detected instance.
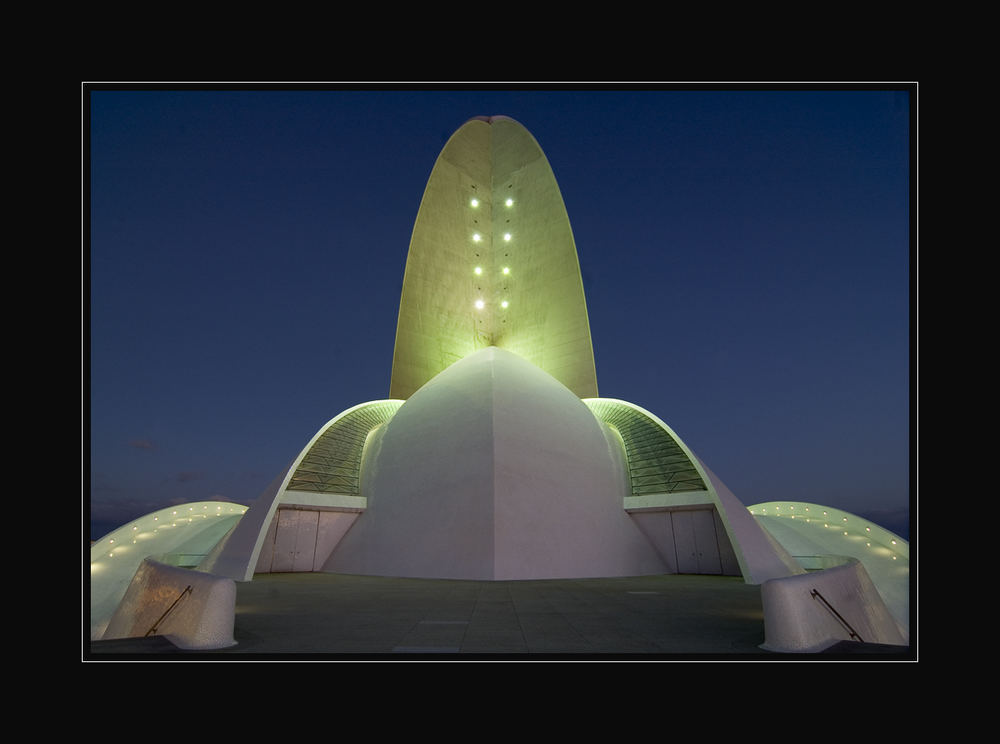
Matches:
[[91, 116, 909, 650], [199, 116, 803, 586]]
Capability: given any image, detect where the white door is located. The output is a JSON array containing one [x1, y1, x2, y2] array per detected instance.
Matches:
[[672, 509, 723, 574], [271, 509, 319, 572]]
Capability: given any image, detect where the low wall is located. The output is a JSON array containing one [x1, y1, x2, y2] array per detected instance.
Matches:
[[761, 558, 907, 653], [101, 558, 237, 650]]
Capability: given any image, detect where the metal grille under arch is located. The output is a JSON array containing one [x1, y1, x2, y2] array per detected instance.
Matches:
[[286, 400, 403, 495], [584, 398, 707, 496]]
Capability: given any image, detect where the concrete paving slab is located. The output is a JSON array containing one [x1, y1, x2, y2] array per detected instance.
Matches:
[[207, 572, 771, 657]]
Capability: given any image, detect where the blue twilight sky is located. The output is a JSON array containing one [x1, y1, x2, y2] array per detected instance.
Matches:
[[87, 86, 913, 540]]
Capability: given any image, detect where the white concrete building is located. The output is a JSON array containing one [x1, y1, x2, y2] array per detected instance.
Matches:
[[90, 116, 909, 652]]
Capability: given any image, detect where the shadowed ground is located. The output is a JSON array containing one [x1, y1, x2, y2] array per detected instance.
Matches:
[[218, 572, 769, 657]]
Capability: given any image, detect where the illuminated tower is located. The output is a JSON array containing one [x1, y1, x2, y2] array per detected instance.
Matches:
[[199, 117, 801, 584], [390, 116, 598, 400]]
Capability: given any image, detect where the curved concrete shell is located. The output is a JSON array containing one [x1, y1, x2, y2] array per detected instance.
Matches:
[[749, 501, 909, 636], [390, 116, 598, 400], [327, 346, 663, 580], [90, 501, 248, 640], [199, 400, 402, 581]]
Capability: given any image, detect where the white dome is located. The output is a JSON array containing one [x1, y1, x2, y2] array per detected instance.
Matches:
[[323, 347, 667, 580]]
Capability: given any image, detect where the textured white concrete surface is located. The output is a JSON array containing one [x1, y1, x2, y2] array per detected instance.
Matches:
[[749, 501, 909, 635], [760, 559, 907, 652], [102, 558, 237, 650], [325, 347, 666, 580], [90, 501, 246, 640]]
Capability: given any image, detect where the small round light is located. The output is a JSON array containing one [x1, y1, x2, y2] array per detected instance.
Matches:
[[470, 198, 479, 207], [502, 266, 510, 275], [474, 266, 483, 275], [503, 233, 511, 241], [505, 198, 513, 207], [475, 299, 485, 310], [473, 233, 481, 242], [501, 300, 509, 309]]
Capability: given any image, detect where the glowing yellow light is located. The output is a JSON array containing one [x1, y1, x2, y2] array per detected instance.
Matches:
[[474, 266, 483, 275], [891, 540, 897, 545], [473, 233, 481, 242], [505, 198, 513, 207], [502, 266, 510, 275], [503, 233, 511, 241], [501, 300, 509, 309], [470, 198, 479, 207], [475, 299, 485, 310]]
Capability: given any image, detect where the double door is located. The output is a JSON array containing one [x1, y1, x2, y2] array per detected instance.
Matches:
[[271, 508, 319, 572], [672, 509, 723, 574]]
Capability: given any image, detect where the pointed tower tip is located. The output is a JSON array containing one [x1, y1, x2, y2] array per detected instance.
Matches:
[[390, 117, 598, 400]]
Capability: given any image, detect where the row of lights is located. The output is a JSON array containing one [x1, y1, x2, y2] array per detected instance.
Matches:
[[472, 233, 513, 243], [470, 192, 514, 312], [750, 504, 903, 561], [96, 504, 247, 561], [470, 197, 514, 208], [473, 266, 511, 276]]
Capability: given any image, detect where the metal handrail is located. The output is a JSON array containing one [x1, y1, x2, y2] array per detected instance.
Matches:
[[810, 589, 864, 643], [145, 585, 192, 637]]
